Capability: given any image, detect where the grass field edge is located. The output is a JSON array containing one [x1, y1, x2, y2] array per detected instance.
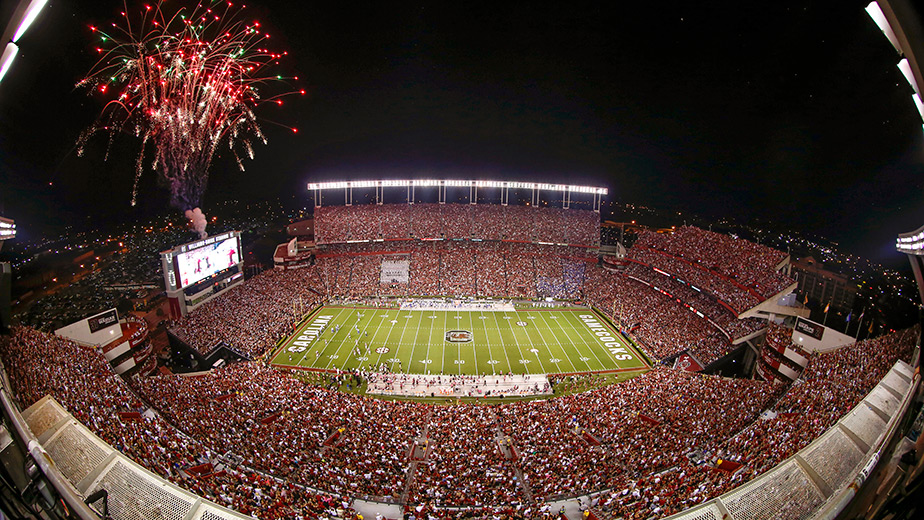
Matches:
[[267, 304, 326, 363], [588, 306, 653, 369]]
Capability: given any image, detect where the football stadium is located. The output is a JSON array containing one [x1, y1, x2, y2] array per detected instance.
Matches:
[[1, 183, 921, 520], [1, 2, 924, 520]]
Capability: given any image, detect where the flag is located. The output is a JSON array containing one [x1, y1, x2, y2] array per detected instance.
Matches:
[[846, 311, 852, 323], [824, 302, 830, 314], [803, 294, 808, 305]]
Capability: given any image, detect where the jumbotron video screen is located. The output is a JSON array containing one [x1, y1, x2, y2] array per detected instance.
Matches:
[[175, 235, 240, 288]]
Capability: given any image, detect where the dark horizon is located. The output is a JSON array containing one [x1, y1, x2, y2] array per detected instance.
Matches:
[[2, 1, 924, 268]]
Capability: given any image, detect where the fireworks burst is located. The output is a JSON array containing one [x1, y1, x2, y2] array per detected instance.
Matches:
[[77, 0, 302, 230]]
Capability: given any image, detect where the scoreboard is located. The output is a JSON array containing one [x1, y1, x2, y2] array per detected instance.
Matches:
[[160, 231, 243, 318]]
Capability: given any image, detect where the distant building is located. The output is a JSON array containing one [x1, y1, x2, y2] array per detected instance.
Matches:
[[792, 256, 857, 312]]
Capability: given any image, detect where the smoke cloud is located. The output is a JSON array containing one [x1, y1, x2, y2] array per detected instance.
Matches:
[[185, 208, 208, 239]]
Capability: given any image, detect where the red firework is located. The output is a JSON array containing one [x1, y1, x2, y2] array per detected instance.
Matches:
[[77, 0, 303, 211]]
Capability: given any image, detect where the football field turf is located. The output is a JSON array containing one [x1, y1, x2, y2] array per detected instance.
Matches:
[[270, 305, 649, 376]]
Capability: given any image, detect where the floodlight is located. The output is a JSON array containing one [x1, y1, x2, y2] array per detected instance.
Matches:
[[0, 43, 18, 84], [306, 179, 607, 195], [898, 58, 920, 94], [865, 2, 902, 54], [0, 218, 15, 240], [12, 0, 49, 43], [913, 93, 924, 120]]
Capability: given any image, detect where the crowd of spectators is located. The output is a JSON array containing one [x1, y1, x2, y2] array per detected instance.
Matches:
[[134, 363, 431, 502], [1, 322, 915, 518], [167, 223, 796, 374], [314, 242, 594, 301], [410, 406, 523, 506], [584, 266, 734, 365], [170, 232, 779, 367], [632, 227, 793, 305], [0, 328, 360, 520], [171, 267, 325, 358], [314, 203, 600, 246], [501, 367, 785, 504], [714, 325, 917, 478], [621, 262, 765, 341], [760, 323, 811, 375]]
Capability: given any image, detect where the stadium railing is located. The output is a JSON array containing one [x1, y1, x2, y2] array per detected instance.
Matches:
[[18, 395, 255, 520], [658, 360, 918, 520]]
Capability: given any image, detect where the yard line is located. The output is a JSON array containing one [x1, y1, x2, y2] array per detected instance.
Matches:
[[368, 308, 399, 369], [402, 310, 422, 374], [367, 310, 391, 369], [532, 311, 578, 373], [414, 310, 431, 373], [582, 309, 643, 368], [468, 311, 479, 375], [320, 307, 352, 370], [531, 308, 591, 372], [383, 308, 409, 372], [490, 311, 515, 374], [479, 310, 497, 375], [512, 310, 548, 374], [456, 317, 463, 375], [441, 311, 453, 375], [339, 308, 376, 371], [560, 310, 612, 370], [497, 310, 530, 374]]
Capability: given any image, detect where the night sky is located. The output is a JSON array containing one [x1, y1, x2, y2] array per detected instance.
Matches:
[[1, 1, 924, 265]]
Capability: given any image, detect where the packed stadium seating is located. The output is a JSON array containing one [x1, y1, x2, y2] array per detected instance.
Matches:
[[630, 227, 794, 313], [0, 328, 361, 520], [314, 203, 599, 246], [13, 204, 894, 520], [171, 267, 325, 357], [171, 222, 790, 367], [620, 262, 766, 341], [2, 324, 914, 518]]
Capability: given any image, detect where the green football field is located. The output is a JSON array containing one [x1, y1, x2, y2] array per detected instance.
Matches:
[[270, 305, 649, 376]]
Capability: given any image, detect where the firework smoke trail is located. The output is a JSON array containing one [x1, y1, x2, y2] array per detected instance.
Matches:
[[77, 1, 303, 237]]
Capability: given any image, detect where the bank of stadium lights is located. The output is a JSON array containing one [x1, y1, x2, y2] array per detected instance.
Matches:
[[865, 2, 924, 134], [866, 2, 902, 53], [306, 180, 608, 195], [896, 229, 924, 253], [898, 58, 921, 94], [0, 218, 15, 240], [0, 0, 48, 84]]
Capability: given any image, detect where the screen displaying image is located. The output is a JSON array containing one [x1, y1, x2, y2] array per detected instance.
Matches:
[[175, 236, 240, 288]]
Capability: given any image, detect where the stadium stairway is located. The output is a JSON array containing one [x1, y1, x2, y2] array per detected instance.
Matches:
[[401, 410, 434, 503]]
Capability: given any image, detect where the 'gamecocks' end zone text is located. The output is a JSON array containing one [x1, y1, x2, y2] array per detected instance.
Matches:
[[579, 314, 634, 361]]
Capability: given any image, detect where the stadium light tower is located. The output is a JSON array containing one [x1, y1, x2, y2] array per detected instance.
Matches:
[[307, 179, 608, 212], [0, 0, 49, 85], [0, 216, 14, 251]]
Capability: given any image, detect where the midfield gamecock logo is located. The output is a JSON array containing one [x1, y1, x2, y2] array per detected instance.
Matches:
[[445, 330, 473, 343]]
